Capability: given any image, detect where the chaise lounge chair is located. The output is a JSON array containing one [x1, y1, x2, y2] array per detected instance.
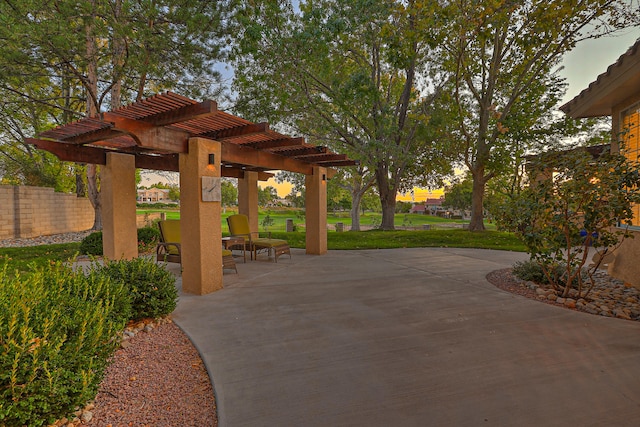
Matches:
[[156, 219, 237, 273], [226, 214, 291, 263]]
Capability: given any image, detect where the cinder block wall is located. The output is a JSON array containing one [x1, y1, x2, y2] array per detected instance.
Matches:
[[0, 185, 94, 239]]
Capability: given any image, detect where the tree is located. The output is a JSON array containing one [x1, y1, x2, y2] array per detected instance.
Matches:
[[221, 180, 238, 208], [440, 0, 638, 231], [168, 185, 180, 202], [0, 0, 229, 229], [496, 146, 640, 299], [258, 186, 278, 207], [443, 176, 473, 212], [231, 0, 453, 230]]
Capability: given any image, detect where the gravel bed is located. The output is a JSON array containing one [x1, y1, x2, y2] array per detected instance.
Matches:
[[0, 231, 92, 248], [77, 320, 217, 427], [487, 268, 640, 321]]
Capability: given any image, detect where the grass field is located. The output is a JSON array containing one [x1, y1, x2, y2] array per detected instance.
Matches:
[[0, 210, 521, 275], [137, 208, 496, 232]]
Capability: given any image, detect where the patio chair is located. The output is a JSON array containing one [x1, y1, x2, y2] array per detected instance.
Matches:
[[226, 214, 291, 263], [156, 219, 237, 273]]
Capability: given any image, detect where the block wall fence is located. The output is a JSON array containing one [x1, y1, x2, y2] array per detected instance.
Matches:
[[0, 185, 94, 239]]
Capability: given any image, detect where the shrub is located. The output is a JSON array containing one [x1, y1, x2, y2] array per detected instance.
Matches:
[[512, 260, 548, 284], [0, 262, 130, 426], [137, 226, 160, 253], [80, 227, 161, 256], [92, 257, 177, 321], [497, 146, 640, 298], [79, 231, 103, 256]]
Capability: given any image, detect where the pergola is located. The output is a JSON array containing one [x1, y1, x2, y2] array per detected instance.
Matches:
[[27, 92, 355, 295]]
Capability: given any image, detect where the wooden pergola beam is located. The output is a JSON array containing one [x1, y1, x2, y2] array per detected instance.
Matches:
[[294, 153, 347, 163], [209, 122, 269, 140], [141, 99, 217, 126], [249, 137, 306, 150], [222, 167, 273, 181], [102, 113, 189, 153], [221, 140, 313, 175], [60, 126, 123, 145], [29, 138, 107, 164]]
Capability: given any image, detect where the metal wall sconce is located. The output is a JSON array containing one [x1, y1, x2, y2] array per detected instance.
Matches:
[[208, 154, 215, 165]]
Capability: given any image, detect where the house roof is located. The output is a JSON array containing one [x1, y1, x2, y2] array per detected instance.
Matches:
[[27, 92, 356, 179], [560, 38, 640, 118]]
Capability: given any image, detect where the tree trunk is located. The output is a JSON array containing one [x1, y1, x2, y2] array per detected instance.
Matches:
[[87, 163, 102, 230], [350, 191, 363, 231], [375, 167, 397, 230], [85, 0, 101, 230], [469, 170, 486, 231]]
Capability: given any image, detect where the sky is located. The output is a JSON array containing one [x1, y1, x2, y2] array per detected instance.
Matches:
[[143, 27, 640, 200]]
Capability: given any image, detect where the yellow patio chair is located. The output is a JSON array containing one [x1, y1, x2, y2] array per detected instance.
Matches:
[[226, 214, 291, 262], [156, 219, 237, 273], [156, 219, 182, 264]]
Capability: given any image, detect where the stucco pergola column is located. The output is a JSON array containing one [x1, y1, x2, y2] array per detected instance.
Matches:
[[305, 166, 327, 255], [238, 171, 259, 234], [101, 152, 138, 260], [179, 137, 222, 295]]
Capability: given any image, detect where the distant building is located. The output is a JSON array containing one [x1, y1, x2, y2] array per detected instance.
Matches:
[[137, 188, 170, 203], [410, 197, 444, 215]]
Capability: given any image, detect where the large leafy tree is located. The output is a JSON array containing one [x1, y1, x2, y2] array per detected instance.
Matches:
[[231, 0, 452, 230], [440, 0, 639, 231], [0, 0, 228, 229]]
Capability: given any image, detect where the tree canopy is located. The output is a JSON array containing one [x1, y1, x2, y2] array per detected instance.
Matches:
[[231, 0, 453, 229], [439, 0, 639, 230]]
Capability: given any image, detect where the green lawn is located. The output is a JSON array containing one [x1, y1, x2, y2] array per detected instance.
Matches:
[[0, 243, 81, 276], [0, 212, 522, 275], [137, 208, 496, 232]]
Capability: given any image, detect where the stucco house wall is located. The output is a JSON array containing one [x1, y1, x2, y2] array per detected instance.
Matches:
[[561, 39, 640, 287]]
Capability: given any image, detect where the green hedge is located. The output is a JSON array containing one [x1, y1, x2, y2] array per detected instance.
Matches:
[[79, 226, 160, 256], [0, 263, 130, 426]]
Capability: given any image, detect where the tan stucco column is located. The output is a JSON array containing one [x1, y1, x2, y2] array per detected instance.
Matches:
[[305, 166, 327, 255], [179, 137, 222, 295], [101, 152, 138, 260], [238, 171, 259, 234]]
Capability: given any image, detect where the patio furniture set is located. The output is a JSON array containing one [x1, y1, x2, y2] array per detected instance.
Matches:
[[155, 214, 291, 273]]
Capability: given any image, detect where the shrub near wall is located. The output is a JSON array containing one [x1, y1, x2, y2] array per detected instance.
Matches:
[[0, 263, 130, 426]]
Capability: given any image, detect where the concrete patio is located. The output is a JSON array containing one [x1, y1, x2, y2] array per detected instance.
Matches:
[[172, 248, 640, 426]]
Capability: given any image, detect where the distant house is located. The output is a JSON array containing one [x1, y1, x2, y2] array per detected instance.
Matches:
[[560, 38, 640, 287], [425, 198, 444, 214], [137, 188, 170, 203], [410, 204, 427, 214]]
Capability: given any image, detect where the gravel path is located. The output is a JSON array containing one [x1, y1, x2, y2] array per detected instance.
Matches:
[[79, 320, 217, 427]]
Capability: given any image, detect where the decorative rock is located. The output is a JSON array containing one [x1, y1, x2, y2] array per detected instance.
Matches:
[[536, 288, 548, 296], [80, 411, 93, 423], [556, 297, 566, 305], [144, 324, 154, 333], [547, 294, 557, 301], [564, 298, 576, 309], [121, 340, 132, 349]]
